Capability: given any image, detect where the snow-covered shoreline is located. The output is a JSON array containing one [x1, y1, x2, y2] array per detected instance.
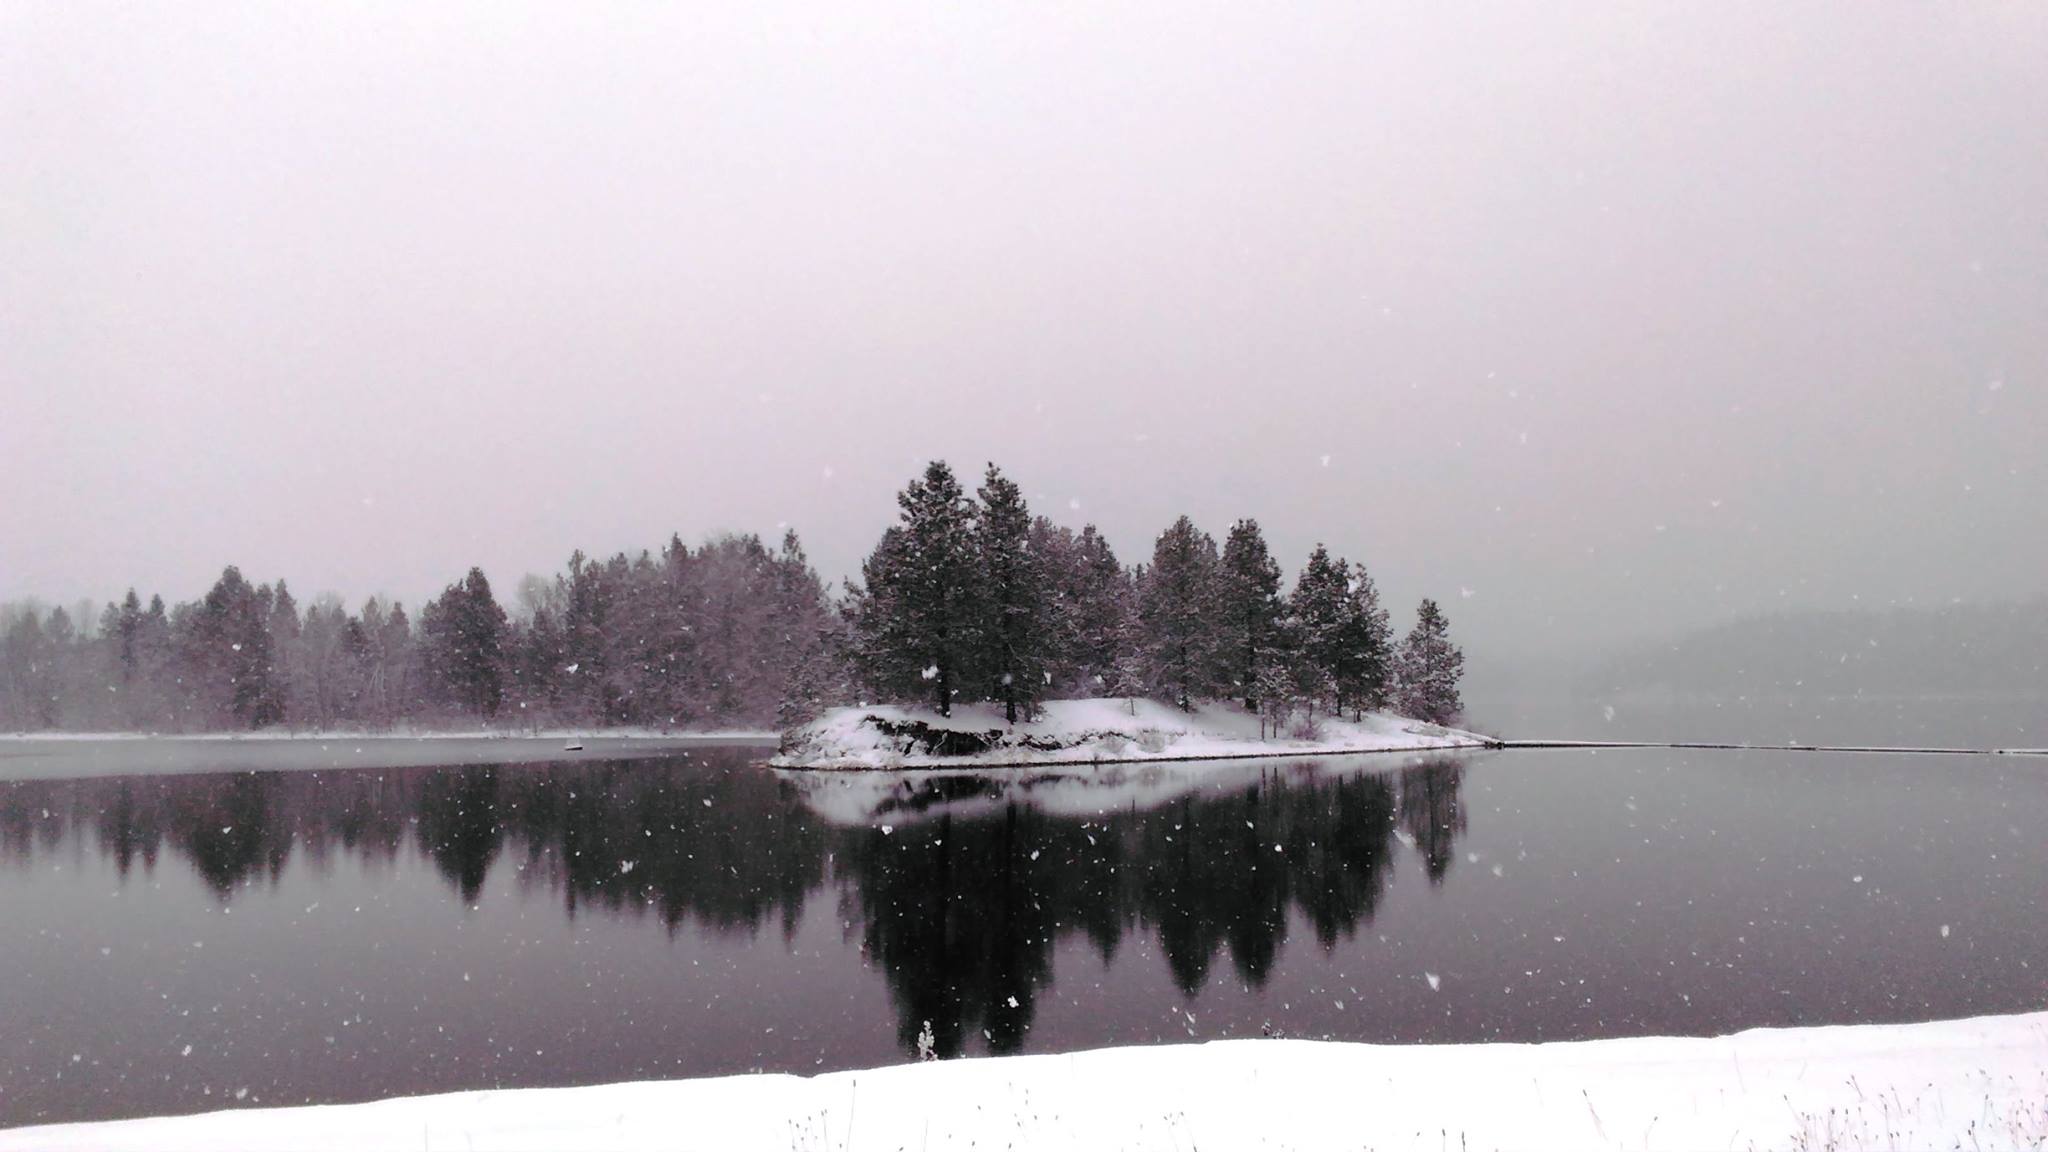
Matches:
[[771, 698, 1491, 770], [8, 1011, 2043, 1151]]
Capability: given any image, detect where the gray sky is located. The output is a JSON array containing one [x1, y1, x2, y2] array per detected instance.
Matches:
[[3, 2, 2044, 672]]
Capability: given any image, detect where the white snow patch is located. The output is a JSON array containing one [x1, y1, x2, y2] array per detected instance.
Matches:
[[10, 1012, 2046, 1151], [771, 698, 1488, 771]]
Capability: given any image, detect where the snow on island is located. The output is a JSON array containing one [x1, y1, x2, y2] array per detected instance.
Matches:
[[9, 1011, 2044, 1151], [771, 697, 1491, 770]]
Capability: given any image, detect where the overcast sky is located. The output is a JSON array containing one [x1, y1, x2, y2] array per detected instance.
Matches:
[[3, 2, 2043, 673]]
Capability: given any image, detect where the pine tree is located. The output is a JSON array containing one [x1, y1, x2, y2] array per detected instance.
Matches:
[[975, 465, 1049, 723], [1334, 561, 1394, 718], [1253, 661, 1295, 738], [1218, 519, 1284, 710], [853, 461, 981, 715], [183, 566, 285, 729], [422, 568, 508, 717], [1396, 599, 1465, 725], [357, 598, 416, 728], [1034, 521, 1133, 697], [1072, 527, 1136, 694], [134, 594, 175, 729], [0, 606, 58, 729], [108, 589, 143, 684], [1138, 516, 1222, 710], [1287, 544, 1350, 718], [266, 580, 306, 727]]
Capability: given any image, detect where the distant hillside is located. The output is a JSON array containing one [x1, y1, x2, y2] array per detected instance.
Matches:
[[1586, 599, 2048, 700]]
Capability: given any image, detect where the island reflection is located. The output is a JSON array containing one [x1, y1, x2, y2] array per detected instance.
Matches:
[[0, 751, 1468, 1061]]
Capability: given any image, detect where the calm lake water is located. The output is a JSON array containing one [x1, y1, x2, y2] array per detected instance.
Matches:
[[3, 743, 2045, 1126]]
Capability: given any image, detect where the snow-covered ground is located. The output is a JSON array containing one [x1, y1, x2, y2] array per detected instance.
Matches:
[[9, 1011, 2043, 1151], [773, 697, 1490, 769]]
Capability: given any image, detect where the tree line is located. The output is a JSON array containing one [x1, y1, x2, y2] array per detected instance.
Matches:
[[0, 532, 835, 733], [846, 460, 1464, 730], [0, 459, 1462, 733]]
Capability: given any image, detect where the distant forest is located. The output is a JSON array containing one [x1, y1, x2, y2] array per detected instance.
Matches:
[[0, 460, 1464, 734]]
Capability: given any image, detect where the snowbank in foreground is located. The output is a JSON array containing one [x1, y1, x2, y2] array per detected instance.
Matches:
[[772, 697, 1488, 769], [10, 1012, 2044, 1151]]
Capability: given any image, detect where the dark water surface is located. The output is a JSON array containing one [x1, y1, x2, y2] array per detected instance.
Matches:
[[3, 744, 2045, 1126]]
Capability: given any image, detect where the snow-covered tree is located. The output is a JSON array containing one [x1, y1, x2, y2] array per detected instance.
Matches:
[[421, 567, 509, 717], [1287, 544, 1349, 700], [1334, 561, 1394, 718], [1218, 519, 1284, 710], [852, 461, 981, 715], [1138, 516, 1222, 710], [974, 464, 1049, 723], [181, 566, 286, 729], [1253, 658, 1296, 739], [1395, 599, 1464, 725]]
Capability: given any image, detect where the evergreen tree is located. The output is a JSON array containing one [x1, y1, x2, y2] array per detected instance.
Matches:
[[1253, 662, 1295, 738], [853, 461, 981, 715], [1218, 519, 1284, 710], [1286, 544, 1350, 718], [108, 589, 144, 684], [1334, 561, 1394, 718], [183, 566, 285, 729], [1396, 599, 1465, 725], [421, 568, 508, 717], [266, 580, 306, 726], [356, 598, 416, 728], [974, 464, 1049, 723], [1071, 526, 1136, 693], [1138, 516, 1222, 710], [1034, 520, 1133, 697], [133, 594, 176, 729], [1027, 518, 1083, 692], [295, 596, 356, 730], [0, 606, 59, 729], [558, 550, 615, 722]]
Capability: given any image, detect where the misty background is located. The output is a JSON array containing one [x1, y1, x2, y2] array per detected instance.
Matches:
[[4, 3, 2044, 725]]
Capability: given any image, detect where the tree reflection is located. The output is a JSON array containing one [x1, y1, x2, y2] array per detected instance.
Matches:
[[417, 766, 502, 905], [0, 752, 1470, 1061], [1398, 760, 1466, 884]]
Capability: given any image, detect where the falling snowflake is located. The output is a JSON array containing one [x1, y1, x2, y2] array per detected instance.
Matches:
[[1424, 972, 1441, 992]]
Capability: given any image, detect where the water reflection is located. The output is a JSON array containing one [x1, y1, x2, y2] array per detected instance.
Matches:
[[0, 753, 1466, 1064]]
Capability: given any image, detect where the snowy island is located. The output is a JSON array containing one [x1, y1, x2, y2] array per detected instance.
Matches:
[[771, 697, 1490, 770]]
